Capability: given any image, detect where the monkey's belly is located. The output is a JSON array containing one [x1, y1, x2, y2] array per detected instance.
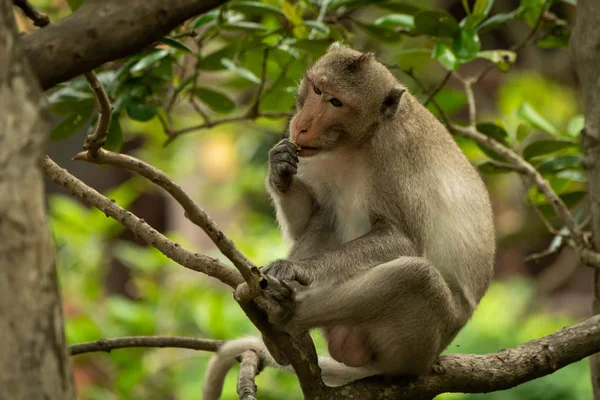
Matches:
[[326, 325, 373, 367]]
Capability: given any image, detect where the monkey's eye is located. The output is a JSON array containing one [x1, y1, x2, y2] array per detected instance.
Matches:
[[329, 98, 343, 107], [313, 85, 322, 95]]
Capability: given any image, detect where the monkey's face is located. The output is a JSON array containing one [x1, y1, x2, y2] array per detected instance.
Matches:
[[290, 47, 405, 157], [290, 76, 355, 157]]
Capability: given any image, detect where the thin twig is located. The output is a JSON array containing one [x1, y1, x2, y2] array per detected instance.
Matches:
[[424, 70, 452, 106], [72, 148, 260, 288], [237, 350, 260, 400], [247, 48, 270, 118], [42, 156, 243, 288], [164, 111, 292, 146], [12, 0, 49, 27], [69, 336, 224, 356], [83, 71, 113, 156]]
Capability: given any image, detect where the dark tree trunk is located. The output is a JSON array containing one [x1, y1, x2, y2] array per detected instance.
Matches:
[[0, 2, 75, 398], [571, 1, 600, 398]]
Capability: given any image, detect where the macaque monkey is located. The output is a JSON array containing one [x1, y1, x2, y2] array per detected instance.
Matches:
[[202, 43, 495, 399]]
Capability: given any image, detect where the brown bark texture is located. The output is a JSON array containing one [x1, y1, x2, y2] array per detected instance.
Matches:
[[22, 0, 228, 90], [571, 1, 600, 398], [0, 1, 75, 399]]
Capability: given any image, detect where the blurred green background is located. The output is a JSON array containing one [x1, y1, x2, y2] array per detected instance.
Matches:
[[20, 0, 592, 398]]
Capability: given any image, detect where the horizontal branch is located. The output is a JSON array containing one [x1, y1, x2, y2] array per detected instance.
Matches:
[[69, 336, 223, 356], [42, 156, 243, 288], [344, 314, 600, 399], [73, 148, 258, 285], [23, 0, 228, 89]]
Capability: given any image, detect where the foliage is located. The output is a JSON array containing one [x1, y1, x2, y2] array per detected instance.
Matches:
[[33, 0, 591, 398]]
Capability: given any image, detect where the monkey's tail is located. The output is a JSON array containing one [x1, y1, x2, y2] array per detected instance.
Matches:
[[202, 337, 379, 399]]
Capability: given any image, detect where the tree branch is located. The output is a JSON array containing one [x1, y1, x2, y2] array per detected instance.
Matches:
[[237, 350, 260, 400], [82, 71, 112, 156], [22, 0, 229, 90], [69, 336, 223, 356], [42, 156, 243, 288], [72, 148, 259, 287], [337, 315, 600, 399], [12, 0, 49, 27]]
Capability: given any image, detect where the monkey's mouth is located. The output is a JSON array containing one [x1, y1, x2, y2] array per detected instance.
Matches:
[[298, 146, 321, 157]]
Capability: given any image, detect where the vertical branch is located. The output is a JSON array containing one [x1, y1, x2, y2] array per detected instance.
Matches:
[[571, 0, 600, 397], [237, 350, 260, 400]]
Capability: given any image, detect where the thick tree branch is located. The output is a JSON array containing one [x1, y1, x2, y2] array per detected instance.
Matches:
[[22, 0, 228, 90], [73, 148, 259, 287], [42, 156, 243, 288], [69, 336, 223, 356], [335, 315, 600, 399]]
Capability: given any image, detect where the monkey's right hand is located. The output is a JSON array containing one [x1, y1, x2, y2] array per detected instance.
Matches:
[[267, 139, 299, 193]]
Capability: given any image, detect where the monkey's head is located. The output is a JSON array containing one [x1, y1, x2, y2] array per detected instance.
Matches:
[[290, 44, 405, 157]]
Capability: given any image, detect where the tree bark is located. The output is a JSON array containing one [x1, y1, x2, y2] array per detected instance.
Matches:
[[22, 0, 228, 90], [0, 2, 75, 399], [571, 1, 600, 398]]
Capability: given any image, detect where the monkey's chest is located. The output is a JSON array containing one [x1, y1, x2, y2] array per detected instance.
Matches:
[[313, 183, 372, 244]]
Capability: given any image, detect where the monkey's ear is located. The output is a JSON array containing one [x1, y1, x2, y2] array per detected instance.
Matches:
[[381, 87, 406, 118]]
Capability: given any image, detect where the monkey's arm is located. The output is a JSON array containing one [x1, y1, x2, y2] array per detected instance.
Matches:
[[266, 139, 317, 240], [268, 177, 315, 241]]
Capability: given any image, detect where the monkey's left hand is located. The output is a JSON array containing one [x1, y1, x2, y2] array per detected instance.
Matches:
[[261, 259, 312, 286], [260, 260, 311, 327]]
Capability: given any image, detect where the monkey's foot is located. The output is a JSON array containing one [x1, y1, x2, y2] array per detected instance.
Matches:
[[257, 274, 297, 328]]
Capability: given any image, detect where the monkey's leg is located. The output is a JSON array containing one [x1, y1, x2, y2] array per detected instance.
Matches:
[[292, 256, 463, 375]]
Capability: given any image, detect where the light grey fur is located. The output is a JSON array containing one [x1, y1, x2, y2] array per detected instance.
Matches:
[[202, 45, 495, 399]]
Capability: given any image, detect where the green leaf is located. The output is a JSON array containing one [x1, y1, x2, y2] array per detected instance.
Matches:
[[374, 14, 415, 29], [192, 87, 236, 113], [477, 122, 509, 143], [229, 1, 284, 15], [537, 155, 581, 174], [353, 21, 401, 43], [537, 24, 570, 49], [474, 0, 494, 15], [223, 21, 267, 31], [433, 42, 459, 71], [476, 122, 510, 160], [50, 102, 94, 140], [160, 37, 193, 53], [304, 20, 330, 34], [516, 123, 532, 142], [290, 39, 331, 54], [566, 114, 584, 138], [452, 29, 481, 62], [104, 112, 123, 152], [477, 9, 519, 33], [373, 2, 421, 14], [191, 10, 219, 29], [478, 161, 514, 174], [477, 50, 517, 72], [414, 10, 459, 37], [522, 139, 578, 160], [517, 103, 559, 135], [198, 46, 236, 71], [221, 58, 261, 84], [130, 50, 171, 73], [67, 0, 84, 11], [126, 100, 157, 121], [521, 0, 546, 26], [48, 87, 94, 106], [460, 13, 486, 30]]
